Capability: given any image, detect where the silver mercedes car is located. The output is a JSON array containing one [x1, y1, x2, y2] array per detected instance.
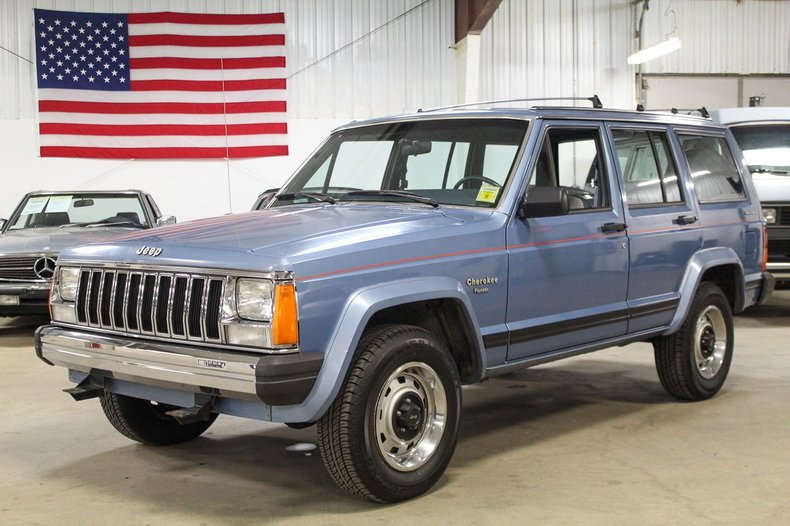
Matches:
[[0, 190, 174, 316]]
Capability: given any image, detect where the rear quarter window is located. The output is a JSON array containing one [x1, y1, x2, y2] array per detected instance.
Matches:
[[679, 135, 745, 203]]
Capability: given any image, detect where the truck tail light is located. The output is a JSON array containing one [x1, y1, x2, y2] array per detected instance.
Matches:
[[272, 283, 298, 346], [762, 225, 768, 272]]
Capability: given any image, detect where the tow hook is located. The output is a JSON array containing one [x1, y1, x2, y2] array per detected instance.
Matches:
[[165, 397, 217, 425]]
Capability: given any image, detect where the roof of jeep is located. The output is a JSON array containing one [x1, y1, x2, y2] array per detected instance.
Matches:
[[333, 106, 723, 133]]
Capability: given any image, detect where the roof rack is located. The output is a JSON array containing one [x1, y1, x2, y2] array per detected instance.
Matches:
[[419, 95, 603, 113], [636, 105, 710, 119]]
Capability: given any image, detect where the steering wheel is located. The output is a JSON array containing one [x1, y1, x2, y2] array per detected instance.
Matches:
[[452, 176, 501, 189]]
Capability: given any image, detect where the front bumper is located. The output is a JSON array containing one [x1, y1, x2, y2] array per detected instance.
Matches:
[[34, 325, 323, 406], [766, 262, 790, 283], [0, 282, 50, 315]]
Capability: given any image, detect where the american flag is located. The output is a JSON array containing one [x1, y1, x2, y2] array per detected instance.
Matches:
[[34, 9, 287, 159]]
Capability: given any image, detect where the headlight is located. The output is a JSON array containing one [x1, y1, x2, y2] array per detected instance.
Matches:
[[236, 279, 273, 321], [762, 207, 777, 224], [59, 267, 81, 301]]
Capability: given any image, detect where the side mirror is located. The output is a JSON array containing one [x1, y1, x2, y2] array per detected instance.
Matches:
[[253, 188, 280, 210], [156, 215, 177, 227], [519, 187, 569, 219]]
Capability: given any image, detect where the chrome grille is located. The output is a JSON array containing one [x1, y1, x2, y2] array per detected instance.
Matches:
[[0, 256, 41, 281], [778, 206, 790, 226], [74, 267, 225, 342]]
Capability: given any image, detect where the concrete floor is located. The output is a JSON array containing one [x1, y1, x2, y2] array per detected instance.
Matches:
[[1, 292, 789, 525]]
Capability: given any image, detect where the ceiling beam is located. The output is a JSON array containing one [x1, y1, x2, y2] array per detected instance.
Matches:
[[455, 0, 503, 43]]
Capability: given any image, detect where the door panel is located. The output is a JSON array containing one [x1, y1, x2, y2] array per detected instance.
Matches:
[[608, 124, 703, 333], [505, 121, 629, 361]]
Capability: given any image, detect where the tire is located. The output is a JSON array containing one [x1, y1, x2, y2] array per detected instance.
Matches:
[[317, 324, 462, 503], [99, 392, 217, 446], [653, 282, 734, 401]]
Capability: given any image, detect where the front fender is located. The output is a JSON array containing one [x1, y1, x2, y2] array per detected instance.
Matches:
[[270, 276, 484, 423], [666, 247, 744, 334]]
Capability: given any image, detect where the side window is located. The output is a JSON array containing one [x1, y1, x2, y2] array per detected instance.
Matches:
[[679, 135, 745, 202], [612, 129, 682, 206], [529, 128, 609, 210]]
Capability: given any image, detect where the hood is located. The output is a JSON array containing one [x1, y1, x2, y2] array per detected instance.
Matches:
[[0, 226, 145, 256], [752, 173, 790, 203], [59, 204, 497, 269]]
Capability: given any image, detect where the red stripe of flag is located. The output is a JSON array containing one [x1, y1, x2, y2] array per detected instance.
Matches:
[[40, 145, 289, 159], [129, 34, 284, 47], [128, 12, 285, 25], [38, 100, 287, 114], [131, 79, 286, 92], [40, 122, 288, 136], [130, 56, 286, 70]]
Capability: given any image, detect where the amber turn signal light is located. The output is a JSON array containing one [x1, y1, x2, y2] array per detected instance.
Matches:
[[272, 283, 298, 346]]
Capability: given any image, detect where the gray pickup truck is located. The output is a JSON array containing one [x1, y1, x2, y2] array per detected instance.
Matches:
[[0, 190, 173, 316], [36, 100, 772, 502]]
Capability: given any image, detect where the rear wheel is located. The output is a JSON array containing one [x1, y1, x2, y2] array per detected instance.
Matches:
[[99, 392, 217, 445], [653, 282, 734, 401], [317, 324, 461, 502]]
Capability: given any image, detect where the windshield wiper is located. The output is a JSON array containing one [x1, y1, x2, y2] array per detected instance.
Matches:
[[750, 166, 790, 175], [344, 190, 439, 208], [84, 220, 147, 229], [275, 192, 336, 204]]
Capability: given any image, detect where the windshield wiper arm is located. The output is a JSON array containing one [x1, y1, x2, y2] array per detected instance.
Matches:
[[344, 190, 439, 208], [275, 192, 336, 204]]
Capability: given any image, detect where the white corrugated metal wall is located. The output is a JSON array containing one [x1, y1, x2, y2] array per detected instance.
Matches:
[[637, 0, 790, 108], [639, 0, 790, 74], [0, 0, 456, 120], [477, 0, 635, 110]]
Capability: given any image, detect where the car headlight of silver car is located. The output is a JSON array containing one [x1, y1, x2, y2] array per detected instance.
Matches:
[[236, 278, 274, 321], [762, 207, 777, 225], [58, 267, 81, 302]]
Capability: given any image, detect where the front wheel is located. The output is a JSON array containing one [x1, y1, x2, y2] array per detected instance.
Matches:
[[317, 325, 462, 502], [653, 282, 734, 401]]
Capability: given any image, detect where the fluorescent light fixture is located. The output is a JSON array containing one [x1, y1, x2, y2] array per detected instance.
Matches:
[[628, 37, 682, 65]]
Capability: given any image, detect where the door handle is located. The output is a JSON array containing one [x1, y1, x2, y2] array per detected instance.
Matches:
[[675, 214, 698, 225], [601, 222, 627, 234]]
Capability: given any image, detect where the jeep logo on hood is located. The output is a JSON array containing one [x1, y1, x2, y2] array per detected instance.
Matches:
[[137, 246, 163, 257]]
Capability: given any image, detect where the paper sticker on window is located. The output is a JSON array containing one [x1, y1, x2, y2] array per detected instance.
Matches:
[[21, 197, 49, 216], [45, 195, 72, 213], [476, 183, 500, 204]]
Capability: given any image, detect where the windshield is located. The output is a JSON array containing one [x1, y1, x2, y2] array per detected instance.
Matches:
[[275, 119, 529, 208], [8, 193, 149, 230], [730, 124, 790, 174]]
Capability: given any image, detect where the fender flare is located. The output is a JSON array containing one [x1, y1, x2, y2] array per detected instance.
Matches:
[[271, 276, 485, 423], [666, 247, 745, 334]]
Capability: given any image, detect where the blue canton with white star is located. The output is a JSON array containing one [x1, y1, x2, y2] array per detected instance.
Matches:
[[34, 9, 131, 91]]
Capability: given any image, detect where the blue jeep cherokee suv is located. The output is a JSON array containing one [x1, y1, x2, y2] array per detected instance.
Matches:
[[36, 100, 773, 502]]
